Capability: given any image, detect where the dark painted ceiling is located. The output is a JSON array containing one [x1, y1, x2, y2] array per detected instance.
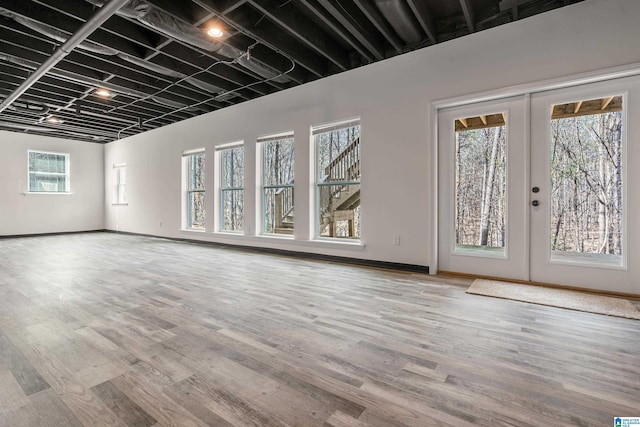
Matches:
[[0, 0, 583, 143]]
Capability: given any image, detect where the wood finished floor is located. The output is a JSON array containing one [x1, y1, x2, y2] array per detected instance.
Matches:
[[0, 232, 638, 426]]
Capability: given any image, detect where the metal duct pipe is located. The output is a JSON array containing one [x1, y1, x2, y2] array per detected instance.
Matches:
[[375, 0, 423, 44], [0, 0, 129, 114]]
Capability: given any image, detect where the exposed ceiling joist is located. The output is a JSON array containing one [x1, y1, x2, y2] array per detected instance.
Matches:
[[248, 0, 350, 71], [0, 0, 584, 143], [316, 0, 384, 61], [459, 0, 476, 33], [297, 0, 374, 64], [352, 0, 403, 53], [0, 0, 129, 114], [405, 0, 437, 45]]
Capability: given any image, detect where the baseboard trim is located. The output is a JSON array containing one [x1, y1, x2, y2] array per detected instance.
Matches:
[[438, 270, 640, 300], [105, 230, 429, 274], [0, 229, 106, 239]]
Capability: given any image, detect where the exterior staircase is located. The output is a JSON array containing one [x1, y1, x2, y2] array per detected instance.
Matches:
[[274, 183, 294, 235], [319, 135, 360, 237], [274, 135, 361, 237]]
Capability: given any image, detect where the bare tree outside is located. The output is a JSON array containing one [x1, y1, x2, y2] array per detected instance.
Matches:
[[187, 153, 205, 230], [315, 123, 361, 238], [262, 136, 294, 234], [550, 105, 623, 258], [221, 146, 244, 232], [455, 122, 507, 252]]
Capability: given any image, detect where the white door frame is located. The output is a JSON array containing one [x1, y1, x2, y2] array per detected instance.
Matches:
[[437, 96, 529, 280], [429, 61, 640, 277], [529, 78, 638, 293]]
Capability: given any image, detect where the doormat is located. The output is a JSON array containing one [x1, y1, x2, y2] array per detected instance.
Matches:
[[467, 279, 640, 320]]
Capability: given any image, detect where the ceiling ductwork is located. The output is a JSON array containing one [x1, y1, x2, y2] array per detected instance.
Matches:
[[87, 0, 220, 52], [116, 53, 223, 94], [1, 7, 225, 94], [0, 0, 584, 142], [374, 0, 423, 44], [0, 9, 119, 55], [85, 0, 291, 83], [4, 100, 50, 116], [0, 0, 130, 115]]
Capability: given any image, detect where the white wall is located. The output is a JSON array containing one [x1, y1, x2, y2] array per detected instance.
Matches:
[[104, 0, 640, 270], [0, 131, 104, 235]]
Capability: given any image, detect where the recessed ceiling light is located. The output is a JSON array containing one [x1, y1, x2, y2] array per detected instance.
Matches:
[[207, 27, 223, 38], [95, 88, 112, 97], [47, 116, 63, 124]]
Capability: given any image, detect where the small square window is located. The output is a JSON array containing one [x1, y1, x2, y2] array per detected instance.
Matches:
[[28, 150, 70, 193]]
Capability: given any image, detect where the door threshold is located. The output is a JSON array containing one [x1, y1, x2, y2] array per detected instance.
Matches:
[[437, 270, 640, 300]]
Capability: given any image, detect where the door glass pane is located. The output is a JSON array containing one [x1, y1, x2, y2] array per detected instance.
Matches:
[[549, 96, 623, 266], [454, 113, 507, 256]]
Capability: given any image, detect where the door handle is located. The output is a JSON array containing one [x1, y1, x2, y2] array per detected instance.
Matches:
[[532, 200, 539, 207]]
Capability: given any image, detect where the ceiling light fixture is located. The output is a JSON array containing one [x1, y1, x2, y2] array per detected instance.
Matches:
[[46, 116, 63, 124], [95, 88, 112, 97], [207, 27, 223, 38]]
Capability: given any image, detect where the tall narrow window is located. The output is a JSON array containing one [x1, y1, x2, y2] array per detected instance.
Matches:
[[259, 132, 294, 235], [28, 150, 70, 193], [113, 163, 127, 204], [184, 149, 205, 230], [454, 113, 507, 256], [218, 142, 244, 232], [313, 119, 361, 239], [549, 96, 623, 266]]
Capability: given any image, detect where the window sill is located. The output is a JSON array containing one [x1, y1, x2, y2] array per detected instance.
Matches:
[[254, 235, 365, 252], [215, 231, 244, 236], [176, 231, 366, 252], [304, 238, 364, 251], [257, 233, 294, 240], [23, 192, 73, 196]]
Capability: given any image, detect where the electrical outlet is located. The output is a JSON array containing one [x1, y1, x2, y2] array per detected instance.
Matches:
[[393, 235, 400, 246]]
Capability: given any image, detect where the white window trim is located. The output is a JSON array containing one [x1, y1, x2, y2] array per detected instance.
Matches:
[[183, 149, 206, 231], [27, 150, 70, 194], [312, 120, 361, 241], [258, 132, 295, 237], [113, 163, 127, 206], [218, 143, 245, 233]]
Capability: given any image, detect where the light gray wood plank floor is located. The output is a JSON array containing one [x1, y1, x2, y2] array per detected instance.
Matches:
[[0, 232, 638, 426]]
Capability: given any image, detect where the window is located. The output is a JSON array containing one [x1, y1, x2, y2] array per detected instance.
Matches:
[[313, 119, 361, 239], [259, 132, 294, 235], [28, 150, 69, 193], [454, 113, 507, 256], [113, 163, 127, 204], [549, 95, 623, 265], [218, 143, 244, 232], [184, 150, 205, 230]]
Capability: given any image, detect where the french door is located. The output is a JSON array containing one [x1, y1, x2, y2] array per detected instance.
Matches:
[[438, 77, 640, 294]]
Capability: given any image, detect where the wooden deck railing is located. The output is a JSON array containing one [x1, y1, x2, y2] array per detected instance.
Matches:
[[274, 179, 294, 229], [319, 137, 361, 220]]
